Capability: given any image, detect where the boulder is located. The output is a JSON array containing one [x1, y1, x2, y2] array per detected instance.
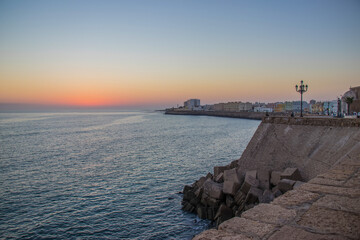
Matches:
[[278, 179, 296, 193], [245, 186, 263, 204], [202, 179, 224, 200], [280, 168, 303, 181], [270, 171, 282, 186], [223, 181, 241, 196], [258, 169, 270, 190]]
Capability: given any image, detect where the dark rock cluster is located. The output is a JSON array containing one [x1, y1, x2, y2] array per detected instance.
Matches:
[[181, 160, 304, 226]]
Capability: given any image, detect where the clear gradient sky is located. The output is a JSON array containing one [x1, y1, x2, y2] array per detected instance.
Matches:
[[0, 0, 359, 108]]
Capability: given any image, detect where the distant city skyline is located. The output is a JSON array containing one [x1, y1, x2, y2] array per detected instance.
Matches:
[[0, 0, 359, 109]]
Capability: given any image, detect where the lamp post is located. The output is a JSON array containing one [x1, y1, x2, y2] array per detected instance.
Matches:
[[295, 80, 308, 117]]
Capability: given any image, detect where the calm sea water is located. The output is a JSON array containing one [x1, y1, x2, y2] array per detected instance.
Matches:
[[0, 111, 259, 239]]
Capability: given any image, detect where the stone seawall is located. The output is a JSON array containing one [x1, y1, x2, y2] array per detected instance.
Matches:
[[183, 117, 360, 239], [165, 110, 265, 120], [237, 117, 360, 181]]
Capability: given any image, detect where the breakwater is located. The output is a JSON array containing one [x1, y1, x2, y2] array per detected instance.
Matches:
[[165, 110, 266, 120], [183, 116, 360, 239]]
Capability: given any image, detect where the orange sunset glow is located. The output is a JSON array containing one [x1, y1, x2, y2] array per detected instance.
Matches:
[[0, 1, 359, 109]]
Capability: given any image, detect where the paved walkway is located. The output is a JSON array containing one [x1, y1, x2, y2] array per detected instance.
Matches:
[[193, 158, 360, 240]]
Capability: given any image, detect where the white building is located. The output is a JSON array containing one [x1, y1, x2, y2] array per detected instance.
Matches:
[[254, 106, 273, 112], [184, 99, 200, 110]]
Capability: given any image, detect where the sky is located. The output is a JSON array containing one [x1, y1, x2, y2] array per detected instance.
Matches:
[[0, 0, 359, 109]]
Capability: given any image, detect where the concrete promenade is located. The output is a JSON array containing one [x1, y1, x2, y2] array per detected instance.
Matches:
[[193, 157, 360, 239]]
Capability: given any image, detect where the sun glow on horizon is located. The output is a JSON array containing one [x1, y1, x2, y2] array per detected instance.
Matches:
[[0, 1, 359, 109]]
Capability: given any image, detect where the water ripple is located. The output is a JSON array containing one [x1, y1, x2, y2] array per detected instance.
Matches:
[[0, 111, 259, 239]]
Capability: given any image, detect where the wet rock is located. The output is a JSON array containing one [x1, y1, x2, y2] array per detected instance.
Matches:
[[281, 168, 303, 181], [206, 172, 213, 180]]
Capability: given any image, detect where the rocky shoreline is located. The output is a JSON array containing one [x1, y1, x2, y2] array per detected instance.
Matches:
[[182, 159, 305, 227]]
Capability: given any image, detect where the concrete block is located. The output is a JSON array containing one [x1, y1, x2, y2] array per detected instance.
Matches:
[[223, 168, 242, 183], [260, 189, 275, 203], [245, 186, 263, 204], [214, 166, 229, 179], [246, 170, 257, 179], [270, 171, 282, 185], [197, 205, 207, 219], [214, 172, 224, 183], [240, 174, 259, 194], [277, 179, 296, 193], [257, 169, 270, 190], [195, 176, 206, 188], [234, 190, 246, 206], [206, 172, 213, 180], [280, 167, 303, 181], [223, 181, 241, 196], [226, 195, 235, 208], [214, 204, 233, 221], [202, 179, 224, 200]]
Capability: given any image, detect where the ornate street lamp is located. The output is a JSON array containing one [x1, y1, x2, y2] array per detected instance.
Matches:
[[295, 80, 308, 117]]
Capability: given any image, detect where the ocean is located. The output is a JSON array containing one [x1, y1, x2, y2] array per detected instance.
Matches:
[[0, 111, 260, 239]]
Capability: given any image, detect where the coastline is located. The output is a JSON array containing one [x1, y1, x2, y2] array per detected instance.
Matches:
[[184, 116, 360, 239], [164, 110, 266, 120]]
